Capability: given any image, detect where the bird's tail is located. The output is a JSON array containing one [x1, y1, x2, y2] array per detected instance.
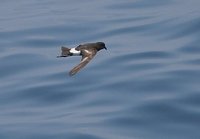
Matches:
[[57, 46, 71, 57]]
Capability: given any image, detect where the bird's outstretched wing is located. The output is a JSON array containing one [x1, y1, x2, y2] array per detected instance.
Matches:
[[69, 49, 97, 76]]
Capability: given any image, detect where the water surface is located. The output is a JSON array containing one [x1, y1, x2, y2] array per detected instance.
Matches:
[[0, 0, 200, 139]]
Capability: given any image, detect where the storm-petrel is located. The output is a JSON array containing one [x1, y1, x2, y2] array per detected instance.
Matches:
[[57, 42, 107, 76]]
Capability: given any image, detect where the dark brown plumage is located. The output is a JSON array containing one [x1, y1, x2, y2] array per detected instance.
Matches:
[[57, 42, 107, 76]]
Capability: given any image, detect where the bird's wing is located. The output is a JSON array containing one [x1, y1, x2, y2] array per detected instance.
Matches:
[[69, 49, 97, 76]]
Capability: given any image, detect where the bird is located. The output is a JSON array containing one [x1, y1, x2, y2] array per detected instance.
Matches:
[[57, 42, 107, 76]]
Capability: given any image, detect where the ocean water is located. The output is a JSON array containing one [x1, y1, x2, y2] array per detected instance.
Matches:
[[0, 0, 200, 139]]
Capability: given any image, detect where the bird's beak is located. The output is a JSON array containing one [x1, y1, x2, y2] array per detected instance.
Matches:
[[104, 46, 107, 50]]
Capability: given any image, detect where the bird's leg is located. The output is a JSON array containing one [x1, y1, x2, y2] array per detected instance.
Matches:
[[57, 55, 67, 58]]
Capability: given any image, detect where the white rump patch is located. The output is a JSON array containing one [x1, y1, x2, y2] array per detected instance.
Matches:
[[70, 48, 81, 55]]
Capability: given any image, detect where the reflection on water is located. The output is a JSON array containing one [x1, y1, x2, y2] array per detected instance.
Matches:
[[0, 0, 200, 139]]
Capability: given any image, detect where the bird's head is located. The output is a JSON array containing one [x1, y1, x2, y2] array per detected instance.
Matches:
[[96, 42, 107, 51]]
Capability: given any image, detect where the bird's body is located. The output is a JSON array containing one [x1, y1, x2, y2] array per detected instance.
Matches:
[[69, 48, 81, 56], [57, 42, 107, 76]]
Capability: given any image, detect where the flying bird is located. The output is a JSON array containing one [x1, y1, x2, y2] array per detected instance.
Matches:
[[57, 42, 107, 76]]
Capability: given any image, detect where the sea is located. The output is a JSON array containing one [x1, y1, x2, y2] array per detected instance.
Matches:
[[0, 0, 200, 139]]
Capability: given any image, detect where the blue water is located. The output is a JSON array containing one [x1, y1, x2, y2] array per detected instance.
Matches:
[[1, 0, 200, 139]]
